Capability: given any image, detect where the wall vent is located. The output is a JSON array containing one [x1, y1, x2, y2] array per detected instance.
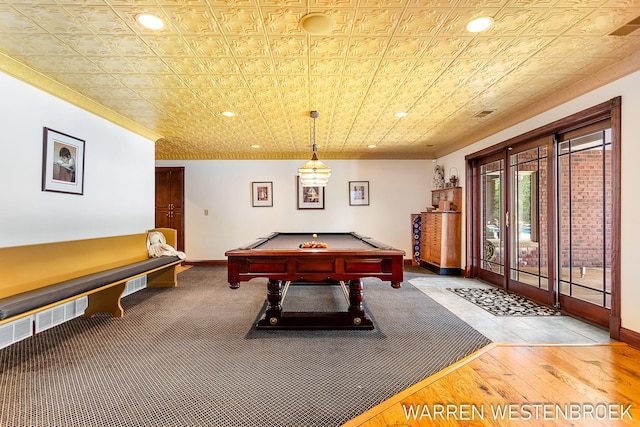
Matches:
[[609, 16, 640, 36], [474, 109, 495, 118], [0, 316, 34, 350], [122, 275, 148, 297], [35, 297, 87, 334]]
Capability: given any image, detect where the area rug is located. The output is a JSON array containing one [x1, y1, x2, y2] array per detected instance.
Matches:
[[449, 287, 561, 316], [0, 266, 491, 427]]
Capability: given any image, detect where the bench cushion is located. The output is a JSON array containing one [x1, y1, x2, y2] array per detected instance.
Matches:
[[0, 256, 180, 320]]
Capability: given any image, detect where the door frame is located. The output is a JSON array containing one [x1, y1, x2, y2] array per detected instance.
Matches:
[[465, 97, 621, 338]]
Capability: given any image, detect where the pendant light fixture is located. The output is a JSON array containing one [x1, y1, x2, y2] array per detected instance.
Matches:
[[298, 110, 332, 187]]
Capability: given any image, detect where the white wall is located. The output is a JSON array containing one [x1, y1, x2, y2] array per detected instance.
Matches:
[[0, 72, 156, 247], [155, 159, 431, 260], [437, 70, 640, 334]]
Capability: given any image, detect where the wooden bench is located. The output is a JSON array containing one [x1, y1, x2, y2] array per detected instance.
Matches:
[[0, 228, 182, 348]]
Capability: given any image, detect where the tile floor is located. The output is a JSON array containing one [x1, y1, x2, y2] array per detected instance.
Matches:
[[408, 275, 614, 344]]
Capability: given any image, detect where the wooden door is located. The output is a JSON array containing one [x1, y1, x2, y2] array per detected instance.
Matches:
[[155, 167, 185, 251]]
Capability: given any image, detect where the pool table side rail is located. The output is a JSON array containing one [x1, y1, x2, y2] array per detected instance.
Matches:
[[225, 249, 405, 286], [235, 232, 394, 250]]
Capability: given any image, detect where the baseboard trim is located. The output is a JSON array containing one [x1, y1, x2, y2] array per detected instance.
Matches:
[[620, 327, 640, 350], [183, 260, 227, 266]]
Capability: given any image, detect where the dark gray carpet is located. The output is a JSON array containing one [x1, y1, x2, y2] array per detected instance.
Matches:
[[0, 266, 491, 427], [449, 287, 562, 316]]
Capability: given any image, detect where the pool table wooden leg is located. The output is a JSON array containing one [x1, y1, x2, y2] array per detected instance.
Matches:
[[264, 278, 283, 326], [348, 279, 364, 313]]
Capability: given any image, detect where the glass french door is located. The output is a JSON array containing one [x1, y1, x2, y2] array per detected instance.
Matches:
[[478, 156, 504, 282], [506, 138, 554, 305], [468, 99, 619, 331], [556, 124, 613, 325], [476, 139, 554, 305]]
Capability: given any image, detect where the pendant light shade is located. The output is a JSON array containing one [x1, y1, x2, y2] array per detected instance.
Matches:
[[298, 111, 331, 187]]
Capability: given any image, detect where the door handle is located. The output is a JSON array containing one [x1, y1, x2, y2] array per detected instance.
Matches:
[[505, 211, 510, 228]]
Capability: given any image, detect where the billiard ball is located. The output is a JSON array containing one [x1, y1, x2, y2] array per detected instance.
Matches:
[[312, 233, 318, 239]]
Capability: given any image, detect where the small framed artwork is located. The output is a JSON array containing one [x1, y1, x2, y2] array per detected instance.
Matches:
[[42, 127, 85, 195], [349, 181, 370, 206], [297, 176, 325, 210], [252, 181, 273, 207]]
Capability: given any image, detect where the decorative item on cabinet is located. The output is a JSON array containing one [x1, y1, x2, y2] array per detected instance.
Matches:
[[432, 164, 445, 189], [449, 167, 459, 187], [431, 186, 462, 211]]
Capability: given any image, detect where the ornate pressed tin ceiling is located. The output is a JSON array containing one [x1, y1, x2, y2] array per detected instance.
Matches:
[[0, 0, 639, 160]]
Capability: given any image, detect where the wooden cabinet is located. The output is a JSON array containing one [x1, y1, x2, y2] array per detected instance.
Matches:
[[155, 167, 185, 251], [431, 187, 462, 211], [419, 211, 461, 275]]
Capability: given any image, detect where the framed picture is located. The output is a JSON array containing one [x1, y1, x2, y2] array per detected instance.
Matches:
[[42, 127, 85, 195], [349, 181, 369, 206], [297, 176, 325, 210], [252, 181, 273, 207]]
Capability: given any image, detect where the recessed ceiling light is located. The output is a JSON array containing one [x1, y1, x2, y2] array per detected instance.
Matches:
[[368, 144, 377, 149], [395, 112, 408, 117], [222, 111, 235, 117], [136, 13, 164, 30], [466, 17, 494, 33]]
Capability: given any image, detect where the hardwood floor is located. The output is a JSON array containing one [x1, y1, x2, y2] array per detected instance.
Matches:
[[343, 343, 640, 426]]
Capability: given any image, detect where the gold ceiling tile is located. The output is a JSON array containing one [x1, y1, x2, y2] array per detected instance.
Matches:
[[352, 7, 403, 35], [178, 74, 218, 90], [343, 58, 380, 75], [227, 35, 271, 57], [565, 7, 638, 36], [310, 58, 344, 74], [385, 36, 430, 57], [377, 58, 416, 75], [310, 36, 350, 57], [411, 57, 453, 75], [11, 4, 82, 34], [494, 8, 542, 37], [65, 34, 119, 57], [163, 5, 220, 34], [215, 7, 264, 36], [500, 36, 554, 57], [347, 36, 389, 57], [459, 36, 510, 58], [105, 35, 156, 57], [397, 7, 450, 36], [200, 57, 242, 75], [261, 6, 305, 36], [61, 73, 124, 89], [5, 33, 76, 57], [525, 8, 596, 36], [426, 36, 473, 58], [445, 58, 490, 77], [269, 35, 307, 57], [68, 5, 134, 34], [236, 57, 275, 74], [143, 35, 195, 57], [273, 57, 308, 75], [183, 35, 231, 57], [0, 5, 39, 33]]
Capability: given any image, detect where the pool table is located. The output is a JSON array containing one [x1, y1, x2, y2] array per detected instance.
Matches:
[[225, 232, 405, 330]]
